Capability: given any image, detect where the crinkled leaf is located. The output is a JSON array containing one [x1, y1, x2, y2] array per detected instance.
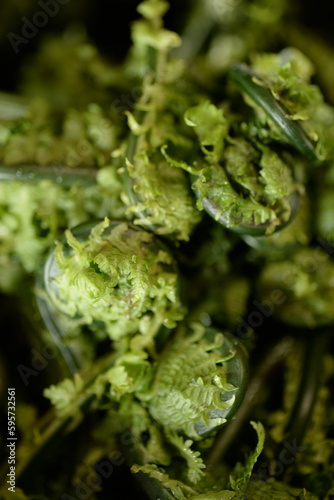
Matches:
[[230, 421, 265, 495], [43, 373, 84, 412], [52, 219, 184, 342], [184, 101, 228, 163]]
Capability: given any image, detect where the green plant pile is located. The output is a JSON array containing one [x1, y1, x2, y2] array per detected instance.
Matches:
[[0, 1, 334, 499]]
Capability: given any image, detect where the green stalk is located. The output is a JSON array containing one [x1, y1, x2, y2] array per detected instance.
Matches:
[[206, 337, 293, 466], [275, 329, 329, 477], [0, 164, 97, 187], [0, 351, 118, 492], [173, 0, 216, 61], [35, 293, 82, 375], [122, 46, 166, 233], [228, 64, 319, 164]]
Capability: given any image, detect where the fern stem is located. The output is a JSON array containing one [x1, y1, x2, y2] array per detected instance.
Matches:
[[0, 164, 97, 187], [206, 337, 293, 467]]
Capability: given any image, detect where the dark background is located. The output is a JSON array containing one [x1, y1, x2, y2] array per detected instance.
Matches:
[[0, 0, 191, 92], [1, 0, 334, 93]]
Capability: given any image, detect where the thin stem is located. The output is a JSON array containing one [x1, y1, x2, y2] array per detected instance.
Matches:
[[122, 47, 163, 232], [0, 164, 97, 187], [0, 351, 118, 491], [228, 64, 319, 164], [206, 337, 294, 467], [275, 329, 329, 478], [206, 332, 328, 471], [285, 331, 326, 441], [35, 293, 82, 375], [173, 0, 216, 61]]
